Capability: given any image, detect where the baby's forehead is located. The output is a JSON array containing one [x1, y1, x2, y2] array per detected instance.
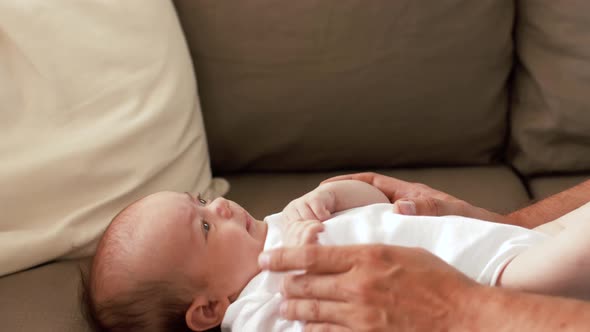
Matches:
[[116, 192, 186, 224], [139, 191, 194, 213], [99, 199, 154, 260], [110, 200, 146, 232], [113, 192, 195, 246], [94, 192, 205, 300], [103, 191, 197, 254]]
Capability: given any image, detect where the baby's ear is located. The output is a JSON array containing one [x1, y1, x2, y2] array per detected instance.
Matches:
[[185, 295, 229, 331]]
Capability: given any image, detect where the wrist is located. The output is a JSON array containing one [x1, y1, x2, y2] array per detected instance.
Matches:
[[461, 285, 590, 332], [445, 282, 491, 331], [475, 207, 509, 224], [453, 284, 532, 332], [503, 210, 527, 227], [458, 201, 508, 224], [460, 285, 503, 331]]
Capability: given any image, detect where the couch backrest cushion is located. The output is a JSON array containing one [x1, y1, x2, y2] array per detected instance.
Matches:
[[0, 0, 227, 276], [509, 1, 590, 175], [175, 0, 514, 172]]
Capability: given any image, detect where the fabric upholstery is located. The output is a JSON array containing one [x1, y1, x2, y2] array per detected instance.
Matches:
[[174, 0, 514, 172], [0, 0, 227, 277], [509, 1, 590, 175], [529, 175, 590, 200], [0, 259, 92, 332]]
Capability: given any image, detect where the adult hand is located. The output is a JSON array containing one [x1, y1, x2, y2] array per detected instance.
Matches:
[[259, 245, 479, 332], [323, 172, 506, 222]]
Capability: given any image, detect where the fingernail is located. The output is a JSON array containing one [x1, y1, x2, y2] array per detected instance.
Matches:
[[258, 252, 270, 269], [398, 200, 416, 215], [279, 301, 288, 316]]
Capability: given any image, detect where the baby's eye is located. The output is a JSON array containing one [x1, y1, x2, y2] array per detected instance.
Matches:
[[202, 221, 210, 234], [196, 193, 207, 205]]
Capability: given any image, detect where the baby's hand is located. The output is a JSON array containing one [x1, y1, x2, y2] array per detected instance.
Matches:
[[283, 219, 325, 247], [282, 186, 336, 223]]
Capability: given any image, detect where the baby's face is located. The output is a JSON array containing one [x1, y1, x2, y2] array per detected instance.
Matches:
[[129, 191, 267, 300]]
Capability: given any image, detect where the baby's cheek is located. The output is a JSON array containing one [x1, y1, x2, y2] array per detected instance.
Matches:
[[221, 236, 260, 285], [224, 229, 259, 258]]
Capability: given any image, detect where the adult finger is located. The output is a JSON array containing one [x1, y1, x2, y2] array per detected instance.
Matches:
[[394, 197, 465, 217], [282, 273, 345, 301], [259, 245, 355, 273], [391, 199, 417, 215], [404, 197, 507, 222], [320, 172, 375, 185], [280, 299, 353, 326], [304, 323, 351, 332], [322, 172, 412, 202]]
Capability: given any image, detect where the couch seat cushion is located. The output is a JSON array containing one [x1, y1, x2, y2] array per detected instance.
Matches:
[[528, 175, 590, 200], [0, 259, 91, 332]]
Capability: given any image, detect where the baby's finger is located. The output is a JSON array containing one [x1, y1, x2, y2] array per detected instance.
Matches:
[[299, 219, 319, 230], [297, 203, 319, 221], [284, 204, 304, 223], [303, 223, 325, 244], [309, 200, 331, 221], [393, 197, 460, 217]]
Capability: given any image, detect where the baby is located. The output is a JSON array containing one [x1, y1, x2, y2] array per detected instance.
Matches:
[[81, 180, 590, 332]]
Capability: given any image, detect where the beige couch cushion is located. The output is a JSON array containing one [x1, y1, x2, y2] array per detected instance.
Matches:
[[509, 1, 590, 174], [0, 1, 227, 277], [174, 0, 514, 172]]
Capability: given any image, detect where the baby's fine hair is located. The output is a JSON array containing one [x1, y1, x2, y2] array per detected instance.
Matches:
[[80, 269, 194, 332]]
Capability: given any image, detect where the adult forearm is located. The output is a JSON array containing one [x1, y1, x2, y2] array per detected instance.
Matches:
[[464, 286, 590, 331], [505, 180, 590, 228]]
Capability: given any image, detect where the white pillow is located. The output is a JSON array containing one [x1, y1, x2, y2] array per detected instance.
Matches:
[[0, 0, 228, 276]]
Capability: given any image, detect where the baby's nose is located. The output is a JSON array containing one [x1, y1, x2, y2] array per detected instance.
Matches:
[[213, 198, 232, 219]]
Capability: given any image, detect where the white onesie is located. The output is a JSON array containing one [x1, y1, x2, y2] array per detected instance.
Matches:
[[221, 203, 548, 332]]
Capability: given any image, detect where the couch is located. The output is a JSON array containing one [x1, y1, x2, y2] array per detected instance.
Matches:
[[1, 1, 589, 331]]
